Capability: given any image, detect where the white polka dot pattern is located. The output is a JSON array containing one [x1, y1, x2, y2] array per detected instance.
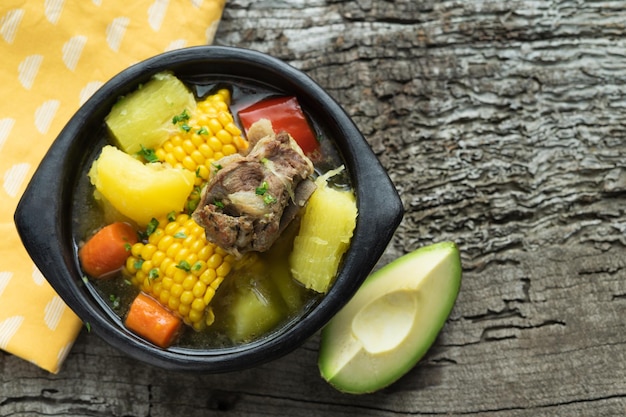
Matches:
[[0, 272, 12, 298], [18, 55, 43, 90], [0, 0, 226, 374], [0, 316, 24, 350], [0, 9, 24, 44], [3, 162, 30, 198], [62, 35, 87, 71]]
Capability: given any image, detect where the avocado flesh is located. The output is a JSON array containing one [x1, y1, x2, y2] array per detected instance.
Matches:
[[318, 242, 462, 394]]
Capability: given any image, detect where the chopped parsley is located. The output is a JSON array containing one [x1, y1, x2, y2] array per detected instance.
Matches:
[[186, 186, 202, 213], [174, 232, 187, 239], [149, 268, 160, 280], [192, 261, 203, 271], [124, 243, 132, 252], [133, 259, 144, 270], [166, 211, 177, 222], [176, 260, 191, 272], [263, 193, 277, 205], [255, 181, 269, 196], [180, 123, 191, 132], [109, 294, 120, 309], [172, 109, 190, 124], [137, 145, 159, 163], [197, 126, 209, 135], [214, 199, 225, 209], [145, 218, 159, 237]]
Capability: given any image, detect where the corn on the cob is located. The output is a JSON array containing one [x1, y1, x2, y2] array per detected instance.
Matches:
[[124, 88, 246, 331], [155, 89, 248, 188], [124, 213, 236, 331]]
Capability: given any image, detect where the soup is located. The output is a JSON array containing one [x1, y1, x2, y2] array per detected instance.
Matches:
[[72, 72, 356, 349]]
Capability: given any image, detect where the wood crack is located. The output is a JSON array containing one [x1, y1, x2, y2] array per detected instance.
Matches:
[[453, 393, 626, 415]]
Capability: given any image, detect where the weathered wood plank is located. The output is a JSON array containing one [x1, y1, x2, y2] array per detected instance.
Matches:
[[2, 0, 625, 416]]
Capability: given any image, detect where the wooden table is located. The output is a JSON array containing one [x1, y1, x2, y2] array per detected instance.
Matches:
[[2, 1, 625, 415]]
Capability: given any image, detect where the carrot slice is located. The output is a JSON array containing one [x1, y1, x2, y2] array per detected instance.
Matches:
[[125, 293, 182, 348], [78, 222, 138, 278]]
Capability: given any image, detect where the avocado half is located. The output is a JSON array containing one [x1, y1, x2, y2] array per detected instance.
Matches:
[[318, 241, 462, 394]]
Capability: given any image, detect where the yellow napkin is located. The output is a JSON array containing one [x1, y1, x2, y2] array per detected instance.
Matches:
[[0, 0, 225, 373]]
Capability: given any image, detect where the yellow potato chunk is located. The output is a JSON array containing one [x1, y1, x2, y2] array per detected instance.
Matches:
[[88, 145, 195, 226]]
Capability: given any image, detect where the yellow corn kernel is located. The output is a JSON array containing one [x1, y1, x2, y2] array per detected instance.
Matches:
[[203, 287, 216, 305], [131, 243, 144, 258], [140, 260, 154, 276], [173, 268, 187, 284], [171, 283, 183, 298], [188, 308, 204, 325], [151, 250, 166, 267], [125, 257, 138, 274], [216, 262, 231, 277], [200, 268, 217, 285], [222, 144, 237, 156], [207, 118, 223, 135], [208, 136, 223, 152], [161, 277, 173, 291], [140, 243, 157, 261], [216, 129, 232, 145], [225, 121, 241, 136], [178, 304, 190, 318], [123, 213, 233, 330], [210, 276, 224, 290]]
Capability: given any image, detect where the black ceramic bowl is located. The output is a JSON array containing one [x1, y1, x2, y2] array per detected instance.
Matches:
[[14, 46, 403, 372]]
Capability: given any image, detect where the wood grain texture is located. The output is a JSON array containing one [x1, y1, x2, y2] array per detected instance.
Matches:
[[2, 0, 625, 416]]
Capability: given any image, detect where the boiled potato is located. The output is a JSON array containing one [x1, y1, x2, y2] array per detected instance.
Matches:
[[88, 145, 194, 226]]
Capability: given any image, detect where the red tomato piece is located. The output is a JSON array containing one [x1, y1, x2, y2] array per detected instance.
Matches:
[[238, 96, 320, 158]]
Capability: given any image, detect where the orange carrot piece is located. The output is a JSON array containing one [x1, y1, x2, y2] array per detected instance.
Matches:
[[125, 293, 182, 348], [78, 222, 138, 278]]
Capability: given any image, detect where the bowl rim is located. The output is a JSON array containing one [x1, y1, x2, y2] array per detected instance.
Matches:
[[14, 45, 404, 372]]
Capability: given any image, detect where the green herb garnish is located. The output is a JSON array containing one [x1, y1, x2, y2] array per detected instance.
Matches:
[[133, 259, 144, 270], [137, 145, 159, 163], [109, 294, 120, 309], [145, 218, 159, 237], [263, 193, 277, 205], [176, 260, 191, 272], [172, 109, 190, 124], [255, 181, 269, 195]]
